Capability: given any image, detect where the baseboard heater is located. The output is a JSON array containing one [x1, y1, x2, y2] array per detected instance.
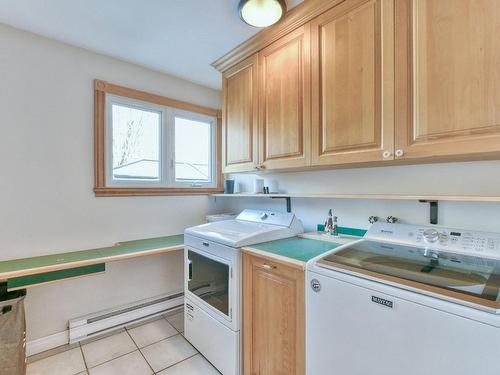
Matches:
[[69, 291, 184, 343]]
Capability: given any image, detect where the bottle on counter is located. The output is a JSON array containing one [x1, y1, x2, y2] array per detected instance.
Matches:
[[332, 216, 339, 237], [325, 209, 334, 234]]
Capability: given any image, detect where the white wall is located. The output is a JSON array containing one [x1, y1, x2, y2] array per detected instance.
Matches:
[[0, 24, 221, 340], [222, 161, 500, 233]]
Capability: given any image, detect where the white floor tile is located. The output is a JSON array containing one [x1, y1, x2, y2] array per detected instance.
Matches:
[[88, 351, 152, 375], [165, 312, 184, 333], [81, 331, 136, 368], [127, 318, 178, 348], [140, 334, 197, 372], [157, 354, 220, 375], [27, 347, 86, 375]]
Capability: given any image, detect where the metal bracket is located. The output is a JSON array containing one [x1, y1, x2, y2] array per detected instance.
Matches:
[[271, 196, 292, 213], [419, 200, 439, 225]]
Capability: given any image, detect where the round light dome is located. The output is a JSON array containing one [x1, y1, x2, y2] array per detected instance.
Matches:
[[238, 0, 287, 28]]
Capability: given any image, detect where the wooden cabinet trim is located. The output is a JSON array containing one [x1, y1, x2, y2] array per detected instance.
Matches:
[[242, 248, 306, 270], [212, 0, 345, 73]]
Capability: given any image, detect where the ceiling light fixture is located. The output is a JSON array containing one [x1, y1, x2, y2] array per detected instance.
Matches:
[[238, 0, 287, 28]]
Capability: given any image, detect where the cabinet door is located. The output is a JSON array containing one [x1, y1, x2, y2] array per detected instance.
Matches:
[[395, 0, 500, 160], [258, 25, 311, 170], [222, 55, 259, 173], [311, 0, 394, 166], [243, 253, 305, 375]]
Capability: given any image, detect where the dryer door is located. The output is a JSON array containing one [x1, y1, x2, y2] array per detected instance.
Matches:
[[186, 247, 231, 320]]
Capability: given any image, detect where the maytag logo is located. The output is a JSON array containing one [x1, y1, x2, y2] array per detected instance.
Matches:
[[371, 296, 394, 308], [310, 279, 321, 293]]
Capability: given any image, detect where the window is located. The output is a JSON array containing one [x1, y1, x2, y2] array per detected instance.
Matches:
[[172, 113, 214, 184], [94, 80, 221, 196], [109, 100, 161, 182]]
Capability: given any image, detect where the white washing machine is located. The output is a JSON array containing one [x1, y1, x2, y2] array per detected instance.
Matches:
[[184, 209, 303, 375], [306, 222, 500, 375]]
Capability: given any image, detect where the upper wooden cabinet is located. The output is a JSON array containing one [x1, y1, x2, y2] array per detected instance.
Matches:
[[219, 0, 500, 173], [259, 25, 311, 170], [394, 0, 500, 160], [311, 0, 394, 166], [222, 55, 259, 173]]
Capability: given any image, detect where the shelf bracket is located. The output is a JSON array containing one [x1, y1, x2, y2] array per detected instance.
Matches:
[[271, 196, 292, 213], [419, 200, 439, 225]]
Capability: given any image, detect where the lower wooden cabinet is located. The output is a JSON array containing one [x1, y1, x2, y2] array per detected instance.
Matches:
[[242, 252, 305, 375]]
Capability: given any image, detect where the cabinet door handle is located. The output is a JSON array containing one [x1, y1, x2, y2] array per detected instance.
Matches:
[[382, 150, 392, 159], [259, 164, 266, 169], [262, 263, 276, 270], [395, 149, 404, 158]]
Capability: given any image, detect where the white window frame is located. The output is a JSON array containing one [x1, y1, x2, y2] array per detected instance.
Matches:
[[105, 94, 217, 189], [167, 108, 217, 188]]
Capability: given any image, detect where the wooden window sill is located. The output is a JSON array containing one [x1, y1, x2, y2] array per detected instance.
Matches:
[[94, 187, 224, 197]]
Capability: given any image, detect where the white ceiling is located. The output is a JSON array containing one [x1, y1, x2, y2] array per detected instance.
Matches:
[[0, 0, 303, 90]]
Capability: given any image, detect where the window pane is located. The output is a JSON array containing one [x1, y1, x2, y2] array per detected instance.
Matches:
[[175, 116, 211, 181], [111, 104, 160, 181]]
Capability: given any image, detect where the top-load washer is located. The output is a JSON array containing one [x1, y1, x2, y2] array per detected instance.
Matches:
[[306, 222, 500, 375]]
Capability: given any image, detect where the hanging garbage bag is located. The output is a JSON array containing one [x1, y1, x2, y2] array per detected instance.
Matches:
[[0, 284, 27, 375]]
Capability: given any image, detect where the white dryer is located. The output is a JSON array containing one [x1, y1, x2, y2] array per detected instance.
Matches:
[[184, 209, 303, 375]]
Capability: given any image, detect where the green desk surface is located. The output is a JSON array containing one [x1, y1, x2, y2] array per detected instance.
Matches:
[[0, 234, 184, 280], [244, 237, 345, 264]]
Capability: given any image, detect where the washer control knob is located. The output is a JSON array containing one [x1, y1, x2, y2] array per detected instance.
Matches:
[[260, 212, 268, 220], [423, 229, 439, 243]]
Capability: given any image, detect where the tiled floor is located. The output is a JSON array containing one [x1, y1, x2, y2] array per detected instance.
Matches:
[[27, 311, 221, 375]]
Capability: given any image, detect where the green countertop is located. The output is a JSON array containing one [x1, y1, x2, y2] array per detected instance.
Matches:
[[0, 234, 184, 280], [244, 236, 345, 264]]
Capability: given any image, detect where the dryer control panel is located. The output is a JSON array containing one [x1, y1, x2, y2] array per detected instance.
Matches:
[[366, 222, 500, 259], [236, 209, 295, 227]]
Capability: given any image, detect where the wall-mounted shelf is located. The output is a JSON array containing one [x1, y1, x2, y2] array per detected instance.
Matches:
[[212, 193, 500, 225], [211, 193, 500, 202]]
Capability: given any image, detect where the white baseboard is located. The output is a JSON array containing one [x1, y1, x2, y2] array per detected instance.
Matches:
[[27, 330, 69, 357]]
